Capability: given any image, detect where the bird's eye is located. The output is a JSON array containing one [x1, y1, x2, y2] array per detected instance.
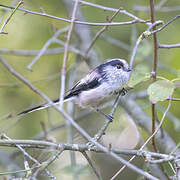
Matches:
[[116, 64, 122, 69]]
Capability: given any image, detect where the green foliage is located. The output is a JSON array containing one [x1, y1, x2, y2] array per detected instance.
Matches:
[[127, 64, 151, 87], [147, 80, 175, 103]]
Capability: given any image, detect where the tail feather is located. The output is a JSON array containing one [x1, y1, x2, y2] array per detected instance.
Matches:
[[18, 96, 75, 116], [18, 99, 59, 116]]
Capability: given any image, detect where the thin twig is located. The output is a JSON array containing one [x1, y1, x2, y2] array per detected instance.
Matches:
[[92, 91, 124, 143], [1, 134, 55, 179], [129, 20, 163, 68], [66, 61, 79, 179], [159, 43, 180, 49], [0, 4, 149, 26], [59, 0, 79, 109], [111, 97, 172, 179], [38, 148, 64, 175], [27, 27, 69, 70], [85, 7, 123, 56], [0, 56, 158, 180], [77, 0, 149, 24], [150, 15, 180, 35], [0, 139, 176, 161], [0, 46, 85, 56], [0, 0, 24, 34]]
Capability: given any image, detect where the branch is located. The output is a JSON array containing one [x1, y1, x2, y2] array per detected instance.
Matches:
[[0, 139, 176, 161], [0, 0, 23, 34], [85, 7, 122, 56], [62, 0, 99, 67], [27, 27, 69, 70], [119, 96, 177, 153], [129, 20, 162, 67], [0, 4, 149, 26], [77, 0, 150, 24], [111, 97, 173, 179], [1, 134, 55, 179], [59, 0, 79, 109], [159, 43, 180, 49], [0, 56, 158, 180], [0, 46, 84, 56]]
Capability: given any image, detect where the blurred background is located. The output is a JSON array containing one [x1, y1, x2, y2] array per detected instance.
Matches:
[[0, 0, 180, 179]]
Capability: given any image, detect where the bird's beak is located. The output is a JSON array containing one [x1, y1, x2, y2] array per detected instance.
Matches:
[[126, 67, 132, 72]]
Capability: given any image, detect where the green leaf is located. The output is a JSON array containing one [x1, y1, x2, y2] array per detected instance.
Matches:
[[147, 80, 175, 103], [127, 64, 151, 87]]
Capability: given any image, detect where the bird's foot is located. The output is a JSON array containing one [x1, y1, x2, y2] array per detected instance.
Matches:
[[120, 88, 128, 96], [105, 114, 114, 122], [96, 109, 114, 122]]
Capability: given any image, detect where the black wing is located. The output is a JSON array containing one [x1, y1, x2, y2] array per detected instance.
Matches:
[[18, 68, 102, 115], [64, 78, 99, 100], [64, 69, 101, 100]]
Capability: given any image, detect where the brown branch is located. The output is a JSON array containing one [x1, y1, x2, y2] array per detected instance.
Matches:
[[149, 0, 158, 153]]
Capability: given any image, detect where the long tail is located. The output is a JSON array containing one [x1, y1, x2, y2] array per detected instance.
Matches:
[[18, 97, 74, 116]]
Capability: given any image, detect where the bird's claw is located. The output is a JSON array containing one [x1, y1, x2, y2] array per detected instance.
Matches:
[[105, 114, 114, 122], [120, 88, 128, 96]]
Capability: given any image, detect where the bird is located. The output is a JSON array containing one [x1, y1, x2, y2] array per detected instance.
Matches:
[[18, 59, 131, 120]]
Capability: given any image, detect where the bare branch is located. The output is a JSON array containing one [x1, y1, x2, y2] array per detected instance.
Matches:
[[0, 0, 23, 34], [1, 134, 55, 179], [159, 43, 180, 49], [27, 27, 69, 70], [0, 56, 158, 180], [78, 0, 150, 24], [0, 4, 149, 26], [59, 0, 79, 109], [0, 139, 177, 161], [85, 7, 122, 57]]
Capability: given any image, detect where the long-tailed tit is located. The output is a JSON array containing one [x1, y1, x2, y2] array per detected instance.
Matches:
[[18, 59, 131, 119]]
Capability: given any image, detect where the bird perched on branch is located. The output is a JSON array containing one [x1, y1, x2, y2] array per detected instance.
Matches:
[[18, 59, 131, 120]]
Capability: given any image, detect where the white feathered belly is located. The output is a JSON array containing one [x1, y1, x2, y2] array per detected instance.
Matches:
[[74, 82, 120, 108]]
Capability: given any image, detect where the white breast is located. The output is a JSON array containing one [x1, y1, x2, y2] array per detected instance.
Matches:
[[74, 82, 112, 108]]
